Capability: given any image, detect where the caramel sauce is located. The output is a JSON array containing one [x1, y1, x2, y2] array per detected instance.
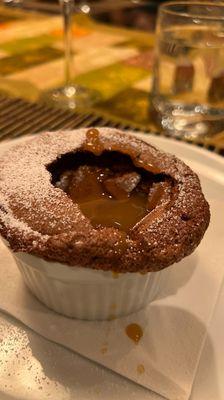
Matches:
[[101, 346, 108, 354], [67, 166, 106, 202], [137, 364, 145, 374], [66, 166, 148, 232], [112, 272, 119, 279], [79, 193, 148, 232], [83, 128, 103, 155], [54, 132, 171, 232], [125, 323, 143, 344], [134, 158, 161, 174]]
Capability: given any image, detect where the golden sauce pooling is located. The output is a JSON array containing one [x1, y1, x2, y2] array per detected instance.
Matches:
[[137, 364, 145, 374], [54, 131, 170, 232], [125, 323, 143, 344], [83, 128, 103, 155], [79, 192, 148, 232], [62, 164, 149, 232]]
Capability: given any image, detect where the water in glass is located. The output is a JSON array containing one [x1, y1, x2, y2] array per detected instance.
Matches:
[[152, 24, 224, 138]]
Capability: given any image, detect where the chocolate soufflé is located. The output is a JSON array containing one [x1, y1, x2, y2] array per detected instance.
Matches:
[[0, 128, 210, 273]]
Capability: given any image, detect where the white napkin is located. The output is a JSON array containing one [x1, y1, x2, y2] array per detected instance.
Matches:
[[0, 199, 223, 400]]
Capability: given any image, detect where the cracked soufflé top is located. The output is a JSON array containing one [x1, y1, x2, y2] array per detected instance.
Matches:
[[0, 128, 210, 272]]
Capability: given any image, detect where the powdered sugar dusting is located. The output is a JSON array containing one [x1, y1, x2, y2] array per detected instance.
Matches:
[[0, 128, 210, 272], [0, 130, 86, 241]]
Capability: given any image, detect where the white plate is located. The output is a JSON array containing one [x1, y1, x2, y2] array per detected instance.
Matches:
[[0, 133, 223, 400]]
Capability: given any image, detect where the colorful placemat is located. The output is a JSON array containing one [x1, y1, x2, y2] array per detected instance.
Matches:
[[0, 5, 223, 155]]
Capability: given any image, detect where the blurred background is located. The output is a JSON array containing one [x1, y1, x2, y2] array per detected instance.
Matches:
[[3, 0, 164, 30], [1, 0, 224, 154]]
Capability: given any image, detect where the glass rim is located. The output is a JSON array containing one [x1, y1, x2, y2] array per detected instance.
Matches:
[[159, 1, 224, 21]]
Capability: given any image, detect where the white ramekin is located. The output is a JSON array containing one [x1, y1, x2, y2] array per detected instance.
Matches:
[[13, 252, 164, 320]]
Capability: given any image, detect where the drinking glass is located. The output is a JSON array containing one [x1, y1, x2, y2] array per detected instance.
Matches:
[[45, 0, 94, 110], [151, 1, 224, 138]]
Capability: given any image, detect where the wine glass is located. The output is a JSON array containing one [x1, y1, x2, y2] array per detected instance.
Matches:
[[44, 0, 95, 110]]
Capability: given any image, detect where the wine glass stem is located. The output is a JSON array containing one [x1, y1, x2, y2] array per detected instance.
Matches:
[[61, 0, 74, 87]]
